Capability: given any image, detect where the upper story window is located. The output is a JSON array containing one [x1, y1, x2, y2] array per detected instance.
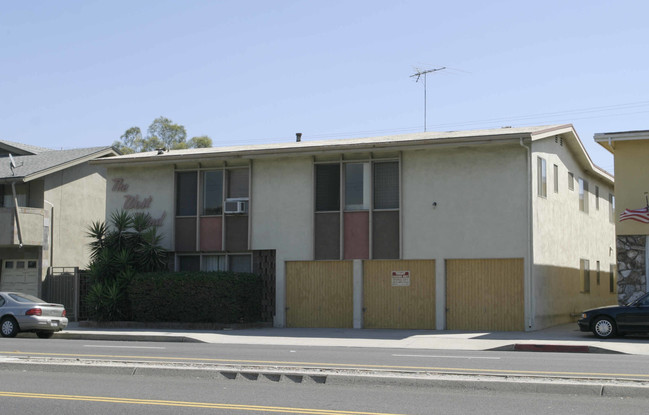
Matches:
[[345, 163, 370, 211], [609, 193, 615, 223], [176, 168, 249, 217], [374, 162, 399, 209], [203, 171, 223, 215], [537, 157, 547, 197], [568, 172, 574, 191], [595, 185, 600, 210], [0, 183, 28, 208], [176, 172, 197, 216], [553, 164, 559, 193], [315, 164, 340, 212], [578, 177, 589, 213]]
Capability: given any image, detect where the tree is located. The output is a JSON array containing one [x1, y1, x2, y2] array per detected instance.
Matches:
[[113, 117, 213, 153], [85, 211, 168, 321]]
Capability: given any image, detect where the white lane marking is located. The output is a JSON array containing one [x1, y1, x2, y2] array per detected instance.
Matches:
[[83, 345, 166, 350], [392, 354, 501, 360]]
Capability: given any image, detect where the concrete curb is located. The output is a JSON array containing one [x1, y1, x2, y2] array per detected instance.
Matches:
[[54, 332, 204, 343], [1, 360, 648, 398]]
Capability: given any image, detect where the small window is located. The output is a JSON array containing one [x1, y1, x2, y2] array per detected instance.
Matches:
[[596, 261, 600, 285], [345, 163, 370, 211], [16, 261, 25, 269], [568, 172, 574, 191], [595, 186, 600, 210], [4, 261, 13, 269], [581, 259, 590, 293], [27, 261, 37, 269], [537, 157, 547, 197], [553, 164, 559, 193], [229, 255, 252, 273], [609, 193, 615, 223], [609, 264, 617, 293], [578, 178, 589, 213]]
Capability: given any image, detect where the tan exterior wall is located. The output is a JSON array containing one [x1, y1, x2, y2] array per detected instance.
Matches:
[[105, 165, 175, 250], [43, 163, 109, 273], [613, 140, 649, 236], [531, 137, 617, 329], [250, 157, 314, 327]]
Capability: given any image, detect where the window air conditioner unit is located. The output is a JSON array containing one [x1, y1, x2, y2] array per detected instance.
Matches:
[[224, 198, 248, 214]]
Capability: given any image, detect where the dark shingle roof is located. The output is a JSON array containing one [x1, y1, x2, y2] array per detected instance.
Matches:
[[0, 140, 52, 155], [0, 147, 116, 181]]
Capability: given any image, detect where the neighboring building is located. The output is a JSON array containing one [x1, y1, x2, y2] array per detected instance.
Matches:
[[94, 124, 615, 331], [0, 140, 118, 296], [595, 130, 649, 304]]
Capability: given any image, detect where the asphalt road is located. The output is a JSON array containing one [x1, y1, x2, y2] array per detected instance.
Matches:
[[1, 368, 648, 415], [2, 337, 649, 382]]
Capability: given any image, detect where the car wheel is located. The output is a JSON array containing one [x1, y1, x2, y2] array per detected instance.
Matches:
[[592, 316, 616, 339], [0, 317, 19, 338], [36, 331, 54, 339]]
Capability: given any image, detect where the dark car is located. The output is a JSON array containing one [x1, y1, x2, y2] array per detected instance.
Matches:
[[578, 292, 649, 338]]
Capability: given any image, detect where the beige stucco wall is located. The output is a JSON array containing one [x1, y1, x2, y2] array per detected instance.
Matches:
[[531, 136, 617, 329], [105, 165, 175, 250], [250, 157, 314, 327], [613, 140, 649, 236], [43, 163, 109, 272]]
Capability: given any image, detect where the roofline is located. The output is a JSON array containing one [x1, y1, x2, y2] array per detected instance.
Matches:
[[16, 148, 118, 183], [594, 130, 649, 154]]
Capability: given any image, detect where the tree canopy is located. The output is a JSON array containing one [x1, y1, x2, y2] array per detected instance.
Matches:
[[113, 117, 213, 154]]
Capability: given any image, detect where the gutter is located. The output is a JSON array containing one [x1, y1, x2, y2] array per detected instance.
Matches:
[[519, 138, 534, 330]]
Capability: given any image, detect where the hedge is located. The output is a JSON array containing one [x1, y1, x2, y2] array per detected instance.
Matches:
[[128, 271, 263, 323]]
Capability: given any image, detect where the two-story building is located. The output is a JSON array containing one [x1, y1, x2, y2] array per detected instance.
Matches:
[[94, 124, 616, 331], [0, 140, 118, 296], [595, 130, 649, 304]]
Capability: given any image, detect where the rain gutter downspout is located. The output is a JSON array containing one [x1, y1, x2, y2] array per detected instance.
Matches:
[[44, 200, 54, 270], [11, 181, 23, 248], [519, 138, 534, 330]]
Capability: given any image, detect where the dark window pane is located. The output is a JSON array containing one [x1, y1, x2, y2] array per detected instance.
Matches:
[[176, 172, 197, 216], [315, 164, 340, 211], [228, 169, 249, 198], [345, 163, 369, 210], [374, 162, 399, 209], [203, 171, 223, 215], [178, 256, 200, 272], [225, 215, 248, 252], [372, 211, 399, 259], [315, 212, 340, 259], [229, 255, 251, 273]]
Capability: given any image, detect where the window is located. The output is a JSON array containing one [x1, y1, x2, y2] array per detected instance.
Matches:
[[609, 264, 617, 293], [227, 169, 249, 199], [344, 163, 370, 210], [568, 172, 574, 191], [315, 164, 340, 212], [578, 177, 588, 213], [553, 164, 559, 193], [229, 255, 252, 273], [202, 171, 223, 215], [202, 255, 226, 271], [16, 261, 25, 269], [537, 157, 547, 197], [581, 259, 590, 293], [28, 261, 37, 269], [595, 186, 600, 210], [178, 255, 200, 272], [596, 261, 600, 285], [176, 172, 197, 216], [4, 261, 13, 269], [609, 193, 615, 223], [374, 162, 399, 209], [0, 183, 28, 208]]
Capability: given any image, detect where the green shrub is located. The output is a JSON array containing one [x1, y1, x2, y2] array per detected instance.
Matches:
[[128, 271, 263, 323]]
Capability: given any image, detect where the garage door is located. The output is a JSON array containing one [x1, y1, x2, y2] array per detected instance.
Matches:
[[446, 258, 524, 331], [285, 261, 353, 328], [363, 260, 436, 329], [0, 259, 40, 296]]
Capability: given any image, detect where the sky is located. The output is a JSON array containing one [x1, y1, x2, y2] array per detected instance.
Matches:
[[2, 1, 649, 174]]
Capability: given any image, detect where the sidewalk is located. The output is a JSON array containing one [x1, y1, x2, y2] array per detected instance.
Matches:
[[56, 322, 649, 355]]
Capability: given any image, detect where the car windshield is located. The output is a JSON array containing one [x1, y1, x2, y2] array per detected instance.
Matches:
[[629, 293, 649, 307], [9, 293, 44, 303]]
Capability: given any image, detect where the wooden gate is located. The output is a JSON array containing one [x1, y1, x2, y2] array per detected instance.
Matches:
[[363, 260, 436, 329], [446, 258, 524, 331], [285, 261, 353, 328]]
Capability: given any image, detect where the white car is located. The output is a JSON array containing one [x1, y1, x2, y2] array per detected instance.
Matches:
[[0, 292, 68, 338]]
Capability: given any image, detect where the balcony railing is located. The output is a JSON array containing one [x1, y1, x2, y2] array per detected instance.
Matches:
[[0, 207, 47, 247]]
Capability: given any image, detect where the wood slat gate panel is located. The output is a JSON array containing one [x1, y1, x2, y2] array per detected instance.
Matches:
[[363, 260, 436, 329], [446, 258, 524, 331], [285, 261, 353, 328]]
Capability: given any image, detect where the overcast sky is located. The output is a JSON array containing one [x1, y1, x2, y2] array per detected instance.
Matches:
[[2, 1, 648, 173]]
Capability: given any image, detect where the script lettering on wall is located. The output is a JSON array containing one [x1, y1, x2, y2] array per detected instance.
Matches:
[[112, 178, 167, 226]]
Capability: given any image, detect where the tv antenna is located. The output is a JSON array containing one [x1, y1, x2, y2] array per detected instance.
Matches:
[[410, 66, 446, 132]]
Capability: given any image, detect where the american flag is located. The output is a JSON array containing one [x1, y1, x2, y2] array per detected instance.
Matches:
[[619, 206, 649, 223]]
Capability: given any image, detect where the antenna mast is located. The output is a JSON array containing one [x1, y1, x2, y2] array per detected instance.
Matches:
[[410, 67, 446, 132]]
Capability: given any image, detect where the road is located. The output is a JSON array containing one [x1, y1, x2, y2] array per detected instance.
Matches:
[[1, 367, 648, 415], [2, 337, 649, 381]]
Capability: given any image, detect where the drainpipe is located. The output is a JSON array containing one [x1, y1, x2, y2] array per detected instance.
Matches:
[[44, 200, 54, 271], [11, 181, 23, 248], [519, 138, 534, 330]]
